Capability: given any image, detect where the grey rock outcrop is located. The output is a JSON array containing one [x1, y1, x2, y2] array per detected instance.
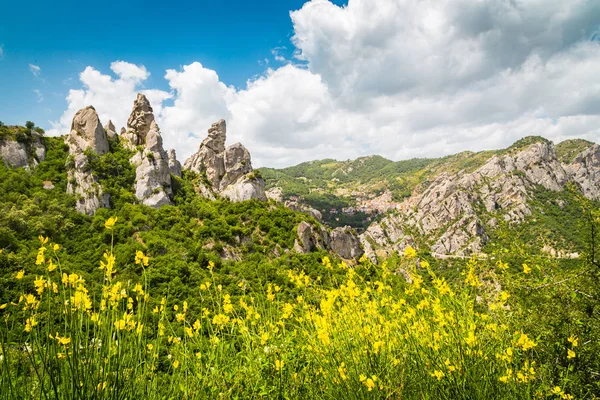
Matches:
[[293, 221, 364, 260], [0, 131, 46, 169], [330, 226, 364, 259], [65, 106, 110, 215], [104, 120, 117, 140], [168, 149, 182, 178], [68, 106, 109, 156], [123, 94, 155, 147], [126, 94, 172, 208], [184, 119, 266, 202], [360, 140, 595, 259], [184, 120, 226, 187], [266, 187, 284, 202], [284, 200, 322, 221], [565, 144, 600, 200]]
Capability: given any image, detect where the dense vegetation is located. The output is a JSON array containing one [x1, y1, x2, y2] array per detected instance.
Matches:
[[0, 129, 599, 398]]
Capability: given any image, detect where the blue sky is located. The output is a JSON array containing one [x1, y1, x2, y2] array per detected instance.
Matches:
[[0, 0, 346, 128], [1, 0, 598, 168]]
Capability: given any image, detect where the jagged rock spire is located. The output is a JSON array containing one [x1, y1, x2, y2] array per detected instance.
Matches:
[[65, 106, 110, 215], [168, 149, 182, 177], [126, 93, 172, 208], [104, 120, 117, 139], [69, 106, 109, 155], [126, 93, 155, 145], [183, 119, 266, 202]]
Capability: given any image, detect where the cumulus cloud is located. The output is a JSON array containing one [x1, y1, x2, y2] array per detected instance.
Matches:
[[29, 64, 41, 77], [47, 62, 171, 136], [49, 0, 600, 167]]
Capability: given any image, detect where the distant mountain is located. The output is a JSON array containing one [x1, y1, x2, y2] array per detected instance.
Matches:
[[260, 136, 600, 259]]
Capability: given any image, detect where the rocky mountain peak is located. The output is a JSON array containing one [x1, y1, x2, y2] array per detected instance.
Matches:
[[168, 149, 182, 177], [125, 93, 155, 145], [104, 120, 117, 139], [69, 106, 109, 155], [65, 106, 110, 215], [184, 119, 266, 202], [126, 94, 172, 208], [360, 139, 600, 261]]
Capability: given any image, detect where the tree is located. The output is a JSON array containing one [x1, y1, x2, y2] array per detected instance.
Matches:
[[25, 121, 35, 130]]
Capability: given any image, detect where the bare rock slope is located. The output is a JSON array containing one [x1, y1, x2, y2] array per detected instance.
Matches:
[[361, 140, 600, 260]]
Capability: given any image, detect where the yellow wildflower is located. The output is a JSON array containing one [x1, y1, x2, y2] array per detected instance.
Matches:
[[56, 335, 71, 346], [431, 370, 445, 380], [104, 216, 118, 230], [338, 362, 348, 380], [134, 250, 149, 266], [16, 270, 25, 280], [403, 246, 417, 258], [185, 327, 194, 338], [567, 349, 576, 359], [47, 259, 57, 272], [515, 333, 536, 351], [172, 360, 179, 369], [25, 316, 38, 332], [567, 335, 578, 347], [275, 359, 284, 371], [522, 263, 531, 274]]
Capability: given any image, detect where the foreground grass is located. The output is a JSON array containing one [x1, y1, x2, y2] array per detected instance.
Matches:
[[0, 219, 579, 399]]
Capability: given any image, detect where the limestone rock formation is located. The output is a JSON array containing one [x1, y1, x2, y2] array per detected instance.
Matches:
[[65, 106, 110, 215], [284, 200, 323, 221], [184, 119, 266, 202], [0, 130, 46, 169], [168, 149, 182, 178], [125, 95, 172, 208], [330, 226, 364, 259], [68, 106, 109, 155], [104, 120, 118, 140], [361, 140, 599, 260], [565, 144, 600, 200], [184, 120, 226, 187], [266, 187, 284, 202], [124, 94, 155, 147], [292, 221, 365, 260]]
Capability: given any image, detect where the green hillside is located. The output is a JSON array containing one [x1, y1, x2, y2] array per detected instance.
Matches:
[[0, 128, 599, 398]]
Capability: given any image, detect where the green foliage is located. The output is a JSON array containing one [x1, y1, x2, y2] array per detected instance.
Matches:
[[505, 136, 551, 153], [556, 139, 594, 164]]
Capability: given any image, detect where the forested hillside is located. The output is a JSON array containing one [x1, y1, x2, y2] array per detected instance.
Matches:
[[1, 119, 599, 398]]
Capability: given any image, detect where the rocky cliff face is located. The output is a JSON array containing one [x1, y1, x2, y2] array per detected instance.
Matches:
[[184, 119, 266, 202], [293, 221, 364, 260], [124, 94, 172, 208], [0, 131, 46, 169], [361, 140, 600, 260], [65, 106, 110, 215]]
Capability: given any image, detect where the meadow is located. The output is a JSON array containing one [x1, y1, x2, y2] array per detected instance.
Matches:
[[2, 217, 596, 399]]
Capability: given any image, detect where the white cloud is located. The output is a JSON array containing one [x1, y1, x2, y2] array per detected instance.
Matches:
[[47, 62, 171, 136], [33, 89, 43, 103], [49, 0, 600, 168], [29, 64, 41, 77]]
